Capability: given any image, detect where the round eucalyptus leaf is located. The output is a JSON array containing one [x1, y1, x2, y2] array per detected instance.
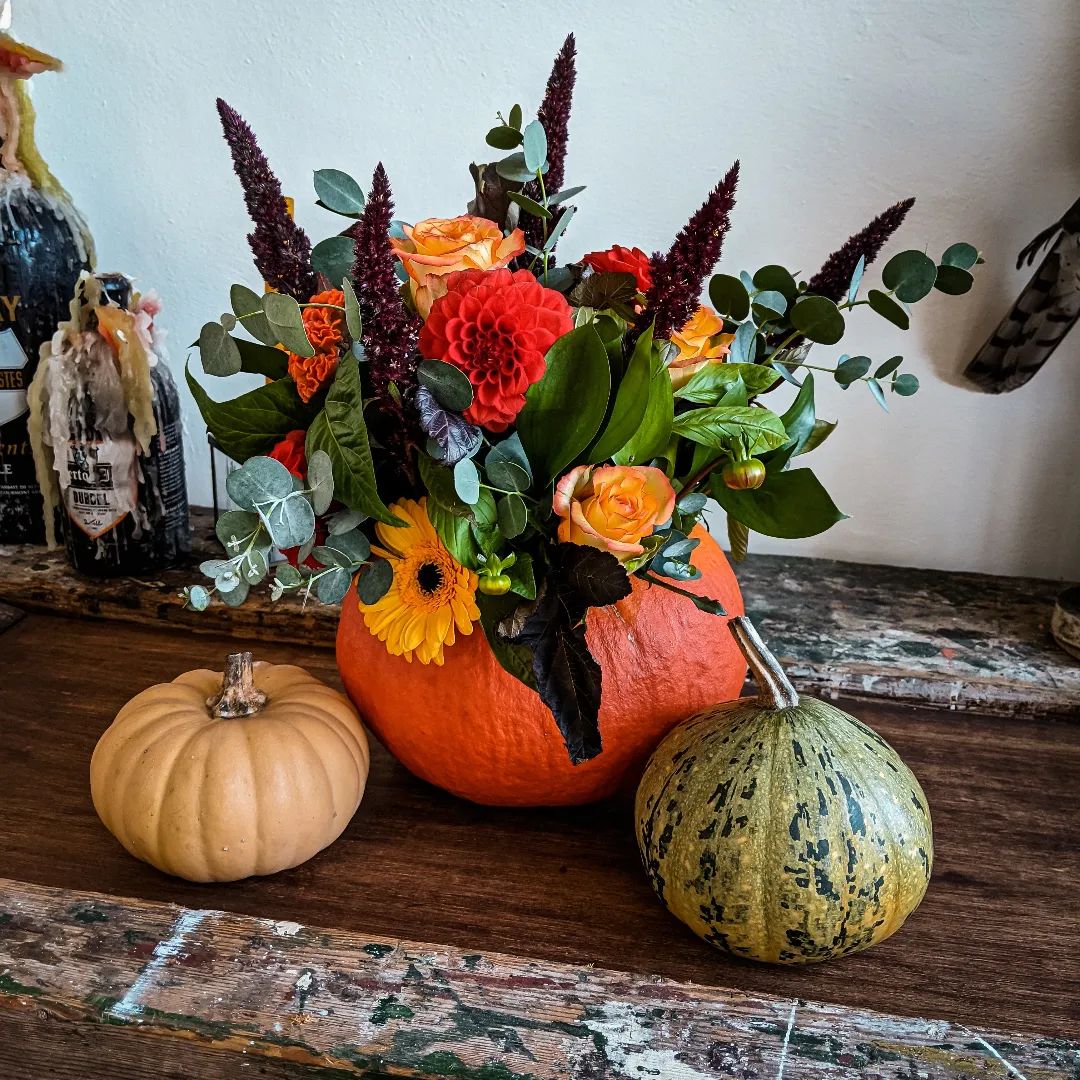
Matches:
[[226, 456, 295, 510], [198, 558, 233, 578], [313, 168, 365, 216], [215, 567, 242, 594], [311, 235, 355, 287], [709, 273, 751, 321], [215, 509, 261, 549], [328, 508, 366, 535], [867, 289, 910, 330], [275, 564, 303, 588], [187, 585, 211, 611], [307, 448, 335, 515], [495, 152, 537, 183], [199, 321, 242, 377], [219, 312, 237, 332], [834, 355, 871, 385], [751, 289, 788, 323], [357, 557, 393, 605], [342, 278, 362, 341], [941, 242, 979, 270], [242, 548, 269, 585], [418, 359, 474, 412], [874, 355, 903, 379], [263, 493, 317, 551], [677, 492, 708, 516], [497, 493, 528, 539], [881, 250, 938, 304], [316, 566, 352, 605], [522, 119, 548, 174], [263, 292, 314, 357], [866, 377, 889, 412], [230, 284, 275, 345], [454, 457, 482, 505], [508, 104, 523, 130], [933, 264, 974, 295], [753, 265, 798, 302], [486, 124, 523, 150], [507, 191, 551, 219], [790, 295, 845, 345], [324, 528, 371, 566], [892, 373, 920, 396]]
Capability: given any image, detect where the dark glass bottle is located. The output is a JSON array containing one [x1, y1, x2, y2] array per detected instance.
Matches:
[[51, 274, 191, 577], [0, 38, 94, 543]]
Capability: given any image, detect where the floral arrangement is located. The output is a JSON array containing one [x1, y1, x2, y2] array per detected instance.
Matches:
[[185, 35, 981, 763]]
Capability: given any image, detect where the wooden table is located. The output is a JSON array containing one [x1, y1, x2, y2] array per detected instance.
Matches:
[[1, 610, 1078, 1078]]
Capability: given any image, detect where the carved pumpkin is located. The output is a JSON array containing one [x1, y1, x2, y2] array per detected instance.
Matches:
[[337, 527, 745, 807], [90, 653, 369, 882], [636, 617, 933, 964]]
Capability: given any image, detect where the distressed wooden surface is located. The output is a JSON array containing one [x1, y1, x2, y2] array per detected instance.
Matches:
[[1, 507, 1076, 717], [0, 600, 22, 634], [1, 878, 1077, 1080], [3, 611, 1078, 1041]]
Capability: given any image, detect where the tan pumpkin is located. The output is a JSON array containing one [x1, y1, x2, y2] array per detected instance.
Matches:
[[90, 653, 369, 882]]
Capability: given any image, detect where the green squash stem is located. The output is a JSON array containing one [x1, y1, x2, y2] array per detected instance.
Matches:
[[729, 616, 800, 710], [207, 652, 267, 718]]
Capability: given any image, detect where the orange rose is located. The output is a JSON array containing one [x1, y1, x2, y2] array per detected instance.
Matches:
[[553, 464, 676, 561], [391, 216, 526, 318], [668, 305, 735, 390]]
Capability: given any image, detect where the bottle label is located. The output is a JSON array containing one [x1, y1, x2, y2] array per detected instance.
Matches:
[[63, 436, 138, 539], [0, 326, 30, 428]]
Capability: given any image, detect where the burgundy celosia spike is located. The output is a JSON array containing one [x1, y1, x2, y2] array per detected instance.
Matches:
[[635, 161, 740, 342], [807, 197, 916, 302], [215, 99, 317, 300], [522, 33, 577, 253], [351, 163, 421, 405]]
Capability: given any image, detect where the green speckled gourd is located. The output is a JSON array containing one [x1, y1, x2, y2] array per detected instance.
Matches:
[[635, 616, 932, 965]]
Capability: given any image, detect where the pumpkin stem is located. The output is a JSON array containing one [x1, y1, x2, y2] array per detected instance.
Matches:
[[728, 616, 800, 710], [207, 652, 267, 718]]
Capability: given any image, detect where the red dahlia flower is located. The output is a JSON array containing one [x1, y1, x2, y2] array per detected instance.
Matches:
[[268, 429, 307, 478], [419, 268, 573, 431], [582, 245, 653, 294]]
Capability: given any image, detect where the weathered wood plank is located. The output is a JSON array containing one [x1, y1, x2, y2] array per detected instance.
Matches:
[[1, 508, 1076, 718], [1, 878, 1076, 1080], [0, 600, 22, 633]]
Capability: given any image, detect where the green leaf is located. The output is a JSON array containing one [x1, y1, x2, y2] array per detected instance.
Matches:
[[417, 454, 477, 568], [892, 372, 920, 396], [790, 295, 845, 345], [677, 361, 779, 404], [711, 467, 846, 538], [709, 273, 751, 320], [507, 551, 536, 599], [495, 152, 536, 183], [753, 265, 798, 302], [796, 418, 838, 455], [311, 236, 354, 286], [590, 324, 654, 459], [486, 124, 523, 150], [186, 363, 319, 462], [882, 250, 938, 304], [356, 557, 393, 604], [187, 584, 212, 611], [305, 357, 399, 525], [316, 567, 352, 604], [942, 242, 979, 270], [263, 292, 314, 357], [341, 278, 362, 340], [230, 284, 275, 345], [866, 377, 889, 412], [875, 355, 903, 379], [453, 457, 481, 504], [470, 488, 500, 555], [543, 204, 576, 252], [727, 320, 757, 364], [485, 433, 532, 492], [779, 371, 817, 453], [612, 343, 674, 466], [322, 527, 371, 565], [418, 359, 473, 412], [497, 493, 528, 539], [518, 325, 610, 483], [546, 185, 586, 207], [727, 516, 749, 562], [751, 290, 788, 323], [199, 321, 242, 376], [847, 255, 866, 304], [307, 448, 335, 515], [834, 355, 871, 385], [867, 289, 910, 329], [234, 338, 289, 380], [477, 592, 537, 690], [671, 406, 787, 455], [313, 168, 365, 215], [327, 508, 367, 535], [522, 119, 548, 174], [262, 492, 316, 550], [216, 509, 260, 549], [933, 265, 974, 295], [507, 191, 551, 219]]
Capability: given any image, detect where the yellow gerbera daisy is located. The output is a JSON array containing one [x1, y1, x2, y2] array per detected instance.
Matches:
[[360, 498, 480, 665]]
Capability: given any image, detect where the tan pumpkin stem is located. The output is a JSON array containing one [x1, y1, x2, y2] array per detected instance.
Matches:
[[728, 616, 800, 710], [207, 652, 267, 718]]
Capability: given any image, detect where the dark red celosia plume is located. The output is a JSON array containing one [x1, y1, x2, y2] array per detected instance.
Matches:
[[522, 33, 577, 253], [351, 163, 421, 419], [634, 161, 740, 342], [807, 197, 916, 302], [215, 99, 317, 301]]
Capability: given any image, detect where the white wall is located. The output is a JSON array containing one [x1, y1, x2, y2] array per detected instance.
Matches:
[[18, 0, 1080, 579]]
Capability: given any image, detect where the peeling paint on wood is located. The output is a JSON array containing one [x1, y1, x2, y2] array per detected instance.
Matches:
[[1, 509, 1076, 718], [0, 878, 1077, 1079]]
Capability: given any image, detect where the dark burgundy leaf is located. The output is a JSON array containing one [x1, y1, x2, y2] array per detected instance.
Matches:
[[415, 386, 482, 465]]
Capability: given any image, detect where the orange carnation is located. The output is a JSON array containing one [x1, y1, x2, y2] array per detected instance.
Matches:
[[392, 216, 525, 318], [668, 305, 735, 390], [553, 464, 676, 562], [287, 288, 345, 402]]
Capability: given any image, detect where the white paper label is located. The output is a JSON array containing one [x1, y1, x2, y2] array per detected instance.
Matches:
[[63, 437, 138, 539]]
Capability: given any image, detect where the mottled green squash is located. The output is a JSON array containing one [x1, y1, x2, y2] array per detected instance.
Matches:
[[635, 617, 932, 965]]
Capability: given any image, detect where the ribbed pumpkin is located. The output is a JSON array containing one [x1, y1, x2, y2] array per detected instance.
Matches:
[[336, 527, 745, 806], [636, 617, 932, 964], [91, 653, 369, 882]]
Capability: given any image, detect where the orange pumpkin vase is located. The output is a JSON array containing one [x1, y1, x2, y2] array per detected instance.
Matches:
[[336, 527, 746, 806]]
